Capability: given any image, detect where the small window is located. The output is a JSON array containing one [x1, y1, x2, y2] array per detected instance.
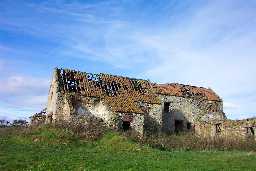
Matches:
[[187, 122, 192, 130], [93, 98, 100, 106], [164, 102, 170, 113], [246, 127, 255, 136], [215, 123, 221, 134], [175, 120, 183, 133], [250, 127, 255, 135]]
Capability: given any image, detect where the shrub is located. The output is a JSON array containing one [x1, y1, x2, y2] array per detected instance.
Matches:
[[29, 108, 47, 126], [0, 119, 11, 128], [54, 115, 108, 140], [12, 119, 28, 127], [135, 133, 256, 152]]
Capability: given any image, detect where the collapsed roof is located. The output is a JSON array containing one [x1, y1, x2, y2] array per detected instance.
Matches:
[[153, 83, 221, 101], [55, 68, 221, 114]]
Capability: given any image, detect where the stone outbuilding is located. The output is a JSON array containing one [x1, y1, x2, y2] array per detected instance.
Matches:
[[46, 68, 229, 136]]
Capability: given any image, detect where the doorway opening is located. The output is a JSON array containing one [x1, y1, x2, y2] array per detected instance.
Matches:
[[246, 127, 255, 136], [164, 102, 170, 113], [250, 127, 255, 135], [122, 121, 131, 131], [175, 120, 183, 133], [187, 122, 192, 130], [215, 123, 222, 134]]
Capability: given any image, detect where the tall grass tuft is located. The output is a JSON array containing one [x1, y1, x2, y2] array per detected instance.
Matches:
[[131, 132, 256, 152], [54, 115, 108, 140]]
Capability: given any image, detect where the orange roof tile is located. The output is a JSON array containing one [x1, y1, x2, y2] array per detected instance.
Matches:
[[56, 68, 221, 115], [153, 83, 221, 101]]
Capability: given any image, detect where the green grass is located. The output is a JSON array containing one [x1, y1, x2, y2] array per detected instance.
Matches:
[[0, 126, 256, 171]]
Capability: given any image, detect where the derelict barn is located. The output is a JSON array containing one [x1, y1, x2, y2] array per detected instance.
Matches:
[[46, 68, 227, 135]]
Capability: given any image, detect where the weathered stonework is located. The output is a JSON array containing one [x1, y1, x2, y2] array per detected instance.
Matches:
[[195, 119, 256, 140], [155, 93, 225, 134], [130, 114, 144, 135], [45, 68, 254, 139]]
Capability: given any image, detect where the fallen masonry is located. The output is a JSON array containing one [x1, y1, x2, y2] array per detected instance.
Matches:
[[45, 68, 256, 139]]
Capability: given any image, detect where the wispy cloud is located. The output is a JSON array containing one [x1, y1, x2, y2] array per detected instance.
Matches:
[[0, 75, 49, 95], [0, 0, 256, 119], [0, 74, 49, 120], [0, 102, 41, 121], [0, 59, 4, 70], [142, 1, 256, 119]]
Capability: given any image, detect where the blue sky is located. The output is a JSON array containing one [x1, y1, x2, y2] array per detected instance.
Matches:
[[0, 0, 256, 120]]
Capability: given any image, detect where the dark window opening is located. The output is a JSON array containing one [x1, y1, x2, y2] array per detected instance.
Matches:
[[122, 121, 131, 131], [50, 92, 53, 100], [164, 102, 170, 113], [250, 127, 255, 135], [246, 127, 255, 136], [93, 98, 100, 106], [187, 122, 192, 130], [175, 120, 183, 133], [215, 123, 221, 134]]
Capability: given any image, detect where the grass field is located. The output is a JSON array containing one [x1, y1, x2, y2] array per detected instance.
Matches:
[[0, 126, 256, 171]]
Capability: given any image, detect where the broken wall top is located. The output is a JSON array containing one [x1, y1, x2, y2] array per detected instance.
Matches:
[[198, 118, 256, 127]]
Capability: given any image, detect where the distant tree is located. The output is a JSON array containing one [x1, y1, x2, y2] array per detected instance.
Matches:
[[12, 119, 28, 127], [0, 119, 4, 124], [0, 119, 10, 128], [0, 119, 5, 127]]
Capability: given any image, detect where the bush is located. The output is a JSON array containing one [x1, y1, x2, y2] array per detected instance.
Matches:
[[135, 133, 256, 152], [0, 115, 108, 143], [29, 108, 47, 126], [0, 119, 11, 128], [54, 115, 108, 140], [12, 119, 28, 127]]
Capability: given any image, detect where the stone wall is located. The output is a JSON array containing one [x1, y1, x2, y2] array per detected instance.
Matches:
[[159, 94, 225, 134], [195, 119, 256, 139], [46, 68, 162, 135], [159, 95, 225, 122], [46, 68, 227, 136], [46, 69, 69, 122], [130, 114, 144, 135]]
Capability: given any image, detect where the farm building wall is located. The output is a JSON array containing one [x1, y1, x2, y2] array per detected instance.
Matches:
[[159, 95, 225, 134], [44, 68, 254, 140], [195, 119, 256, 140]]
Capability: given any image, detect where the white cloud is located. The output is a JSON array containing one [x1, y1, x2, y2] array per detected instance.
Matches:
[[133, 1, 256, 119], [47, 1, 256, 119], [0, 75, 49, 95], [22, 95, 48, 107], [0, 59, 4, 70], [0, 74, 49, 120], [224, 102, 239, 110], [0, 104, 38, 121]]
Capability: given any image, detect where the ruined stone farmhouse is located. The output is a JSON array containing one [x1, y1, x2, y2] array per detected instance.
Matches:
[[46, 68, 255, 138]]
